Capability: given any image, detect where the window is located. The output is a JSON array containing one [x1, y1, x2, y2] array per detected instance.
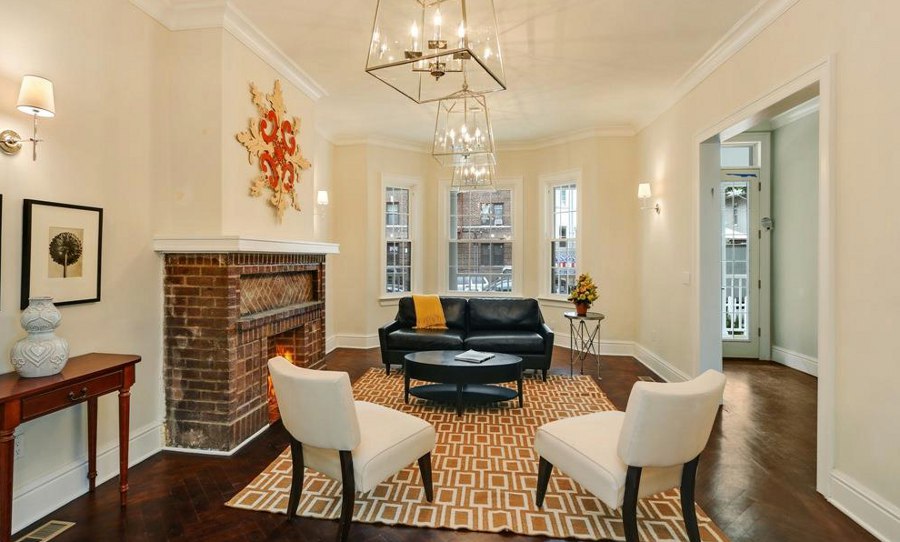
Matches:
[[549, 183, 578, 295], [384, 186, 412, 294], [448, 188, 514, 292], [720, 143, 756, 168]]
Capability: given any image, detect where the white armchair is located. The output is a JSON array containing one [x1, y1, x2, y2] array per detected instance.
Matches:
[[268, 357, 436, 542], [534, 370, 726, 542]]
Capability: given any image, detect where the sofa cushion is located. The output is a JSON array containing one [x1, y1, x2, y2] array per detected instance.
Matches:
[[464, 330, 545, 354], [387, 328, 465, 351], [468, 298, 542, 331], [396, 297, 467, 330]]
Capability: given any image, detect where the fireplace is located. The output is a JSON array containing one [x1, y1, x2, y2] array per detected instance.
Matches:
[[156, 238, 337, 452]]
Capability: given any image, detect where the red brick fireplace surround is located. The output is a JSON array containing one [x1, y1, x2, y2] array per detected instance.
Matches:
[[155, 238, 338, 452]]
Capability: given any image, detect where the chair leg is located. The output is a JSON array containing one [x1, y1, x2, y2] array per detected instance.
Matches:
[[418, 453, 434, 502], [337, 450, 355, 542], [680, 456, 702, 542], [623, 466, 643, 542], [287, 437, 304, 521], [535, 457, 553, 507]]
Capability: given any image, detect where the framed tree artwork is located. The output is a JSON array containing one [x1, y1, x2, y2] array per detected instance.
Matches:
[[21, 199, 103, 310]]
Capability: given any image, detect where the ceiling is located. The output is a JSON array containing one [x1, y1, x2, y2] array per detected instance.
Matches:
[[231, 0, 762, 146]]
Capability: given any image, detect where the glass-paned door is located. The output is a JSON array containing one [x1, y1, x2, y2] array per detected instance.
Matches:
[[721, 169, 761, 357]]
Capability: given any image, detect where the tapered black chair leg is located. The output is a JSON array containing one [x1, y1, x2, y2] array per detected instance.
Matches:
[[681, 456, 702, 542], [337, 451, 355, 542], [287, 438, 304, 521], [623, 466, 643, 542], [535, 457, 553, 507], [418, 452, 434, 502]]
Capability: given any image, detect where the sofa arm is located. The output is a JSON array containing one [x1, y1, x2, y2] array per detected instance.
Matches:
[[539, 323, 555, 354], [378, 320, 402, 350]]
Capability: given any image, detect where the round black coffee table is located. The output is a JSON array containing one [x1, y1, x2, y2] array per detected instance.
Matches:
[[403, 350, 523, 416]]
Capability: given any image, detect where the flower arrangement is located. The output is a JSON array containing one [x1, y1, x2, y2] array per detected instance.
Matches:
[[568, 273, 599, 309]]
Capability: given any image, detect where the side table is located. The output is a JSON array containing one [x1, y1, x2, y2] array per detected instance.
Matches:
[[564, 312, 605, 377], [0, 353, 140, 542]]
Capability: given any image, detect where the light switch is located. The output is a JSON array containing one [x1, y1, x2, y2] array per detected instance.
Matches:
[[681, 271, 691, 285]]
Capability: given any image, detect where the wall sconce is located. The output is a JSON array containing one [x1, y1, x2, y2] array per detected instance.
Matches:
[[638, 182, 660, 214], [0, 75, 55, 161], [315, 190, 329, 216]]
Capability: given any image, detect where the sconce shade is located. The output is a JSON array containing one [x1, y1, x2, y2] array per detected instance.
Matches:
[[365, 0, 506, 103], [637, 182, 652, 199], [17, 75, 55, 118], [316, 190, 329, 206]]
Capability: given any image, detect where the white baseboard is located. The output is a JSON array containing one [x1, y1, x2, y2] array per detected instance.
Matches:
[[632, 343, 690, 382], [161, 423, 270, 457], [552, 335, 635, 357], [12, 421, 163, 533], [334, 334, 379, 349], [325, 335, 337, 354], [771, 345, 818, 376], [829, 470, 900, 542]]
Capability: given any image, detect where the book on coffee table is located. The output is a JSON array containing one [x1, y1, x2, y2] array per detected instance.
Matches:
[[454, 350, 495, 363]]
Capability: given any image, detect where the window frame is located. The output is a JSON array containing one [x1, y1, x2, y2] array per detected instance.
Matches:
[[380, 174, 422, 301], [540, 169, 582, 300], [437, 176, 523, 297]]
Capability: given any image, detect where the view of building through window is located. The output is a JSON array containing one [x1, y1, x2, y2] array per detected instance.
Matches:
[[550, 183, 577, 294], [448, 189, 513, 292], [385, 186, 411, 293]]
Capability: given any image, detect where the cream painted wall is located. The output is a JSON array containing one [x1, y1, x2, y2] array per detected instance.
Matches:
[[0, 0, 167, 511], [220, 32, 323, 240], [328, 137, 637, 348], [636, 0, 900, 509], [771, 114, 818, 358]]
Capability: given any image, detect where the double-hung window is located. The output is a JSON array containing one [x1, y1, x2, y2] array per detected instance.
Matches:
[[384, 183, 415, 295], [541, 171, 580, 298], [447, 187, 515, 293]]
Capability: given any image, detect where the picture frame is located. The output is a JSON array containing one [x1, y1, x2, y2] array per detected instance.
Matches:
[[21, 199, 103, 310]]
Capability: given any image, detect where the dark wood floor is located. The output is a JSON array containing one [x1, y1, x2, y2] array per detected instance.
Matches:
[[16, 349, 875, 541]]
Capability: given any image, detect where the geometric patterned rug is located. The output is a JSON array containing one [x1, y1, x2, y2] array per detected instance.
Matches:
[[227, 368, 729, 541]]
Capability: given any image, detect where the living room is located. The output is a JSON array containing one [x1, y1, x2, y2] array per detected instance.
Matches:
[[0, 1, 897, 541]]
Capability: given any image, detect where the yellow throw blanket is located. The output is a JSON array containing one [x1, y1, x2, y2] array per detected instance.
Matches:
[[412, 295, 448, 330]]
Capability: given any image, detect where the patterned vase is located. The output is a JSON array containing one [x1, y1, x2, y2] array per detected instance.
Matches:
[[10, 297, 70, 378]]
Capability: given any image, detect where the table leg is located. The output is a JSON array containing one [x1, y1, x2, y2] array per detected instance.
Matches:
[[404, 372, 410, 404], [118, 388, 131, 508], [0, 428, 15, 542], [569, 320, 575, 377], [517, 371, 523, 408], [87, 397, 98, 492]]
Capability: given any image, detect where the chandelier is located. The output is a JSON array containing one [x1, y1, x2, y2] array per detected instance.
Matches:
[[432, 86, 495, 166], [366, 0, 506, 103], [451, 154, 496, 191]]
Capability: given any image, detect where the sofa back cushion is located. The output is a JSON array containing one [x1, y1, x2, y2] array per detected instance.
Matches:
[[468, 298, 542, 331], [396, 297, 468, 329]]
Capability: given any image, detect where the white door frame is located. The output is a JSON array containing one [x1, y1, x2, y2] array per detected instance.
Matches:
[[691, 57, 835, 496]]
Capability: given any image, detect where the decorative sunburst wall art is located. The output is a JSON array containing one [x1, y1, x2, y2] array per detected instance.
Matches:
[[236, 80, 311, 221]]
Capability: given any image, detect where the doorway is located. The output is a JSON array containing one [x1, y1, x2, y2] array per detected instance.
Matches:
[[694, 62, 834, 495]]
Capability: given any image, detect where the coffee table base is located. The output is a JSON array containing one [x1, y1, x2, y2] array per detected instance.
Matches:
[[408, 383, 520, 415]]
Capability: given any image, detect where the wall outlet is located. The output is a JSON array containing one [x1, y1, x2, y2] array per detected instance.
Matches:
[[13, 428, 24, 460]]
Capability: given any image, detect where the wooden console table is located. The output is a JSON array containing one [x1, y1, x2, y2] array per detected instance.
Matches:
[[0, 353, 140, 542]]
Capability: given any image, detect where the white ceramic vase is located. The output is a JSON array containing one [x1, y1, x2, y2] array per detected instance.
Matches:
[[10, 297, 70, 378]]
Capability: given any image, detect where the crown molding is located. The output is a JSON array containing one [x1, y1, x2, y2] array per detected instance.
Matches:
[[497, 126, 636, 152], [331, 136, 431, 154], [128, 0, 326, 100], [637, 0, 801, 132], [770, 96, 819, 129]]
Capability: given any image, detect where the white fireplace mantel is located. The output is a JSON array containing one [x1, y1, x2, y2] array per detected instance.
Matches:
[[153, 236, 340, 255]]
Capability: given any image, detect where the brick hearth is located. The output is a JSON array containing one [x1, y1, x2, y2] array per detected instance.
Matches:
[[163, 252, 326, 451]]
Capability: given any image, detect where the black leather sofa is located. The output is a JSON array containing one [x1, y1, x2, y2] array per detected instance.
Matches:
[[378, 297, 554, 380]]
